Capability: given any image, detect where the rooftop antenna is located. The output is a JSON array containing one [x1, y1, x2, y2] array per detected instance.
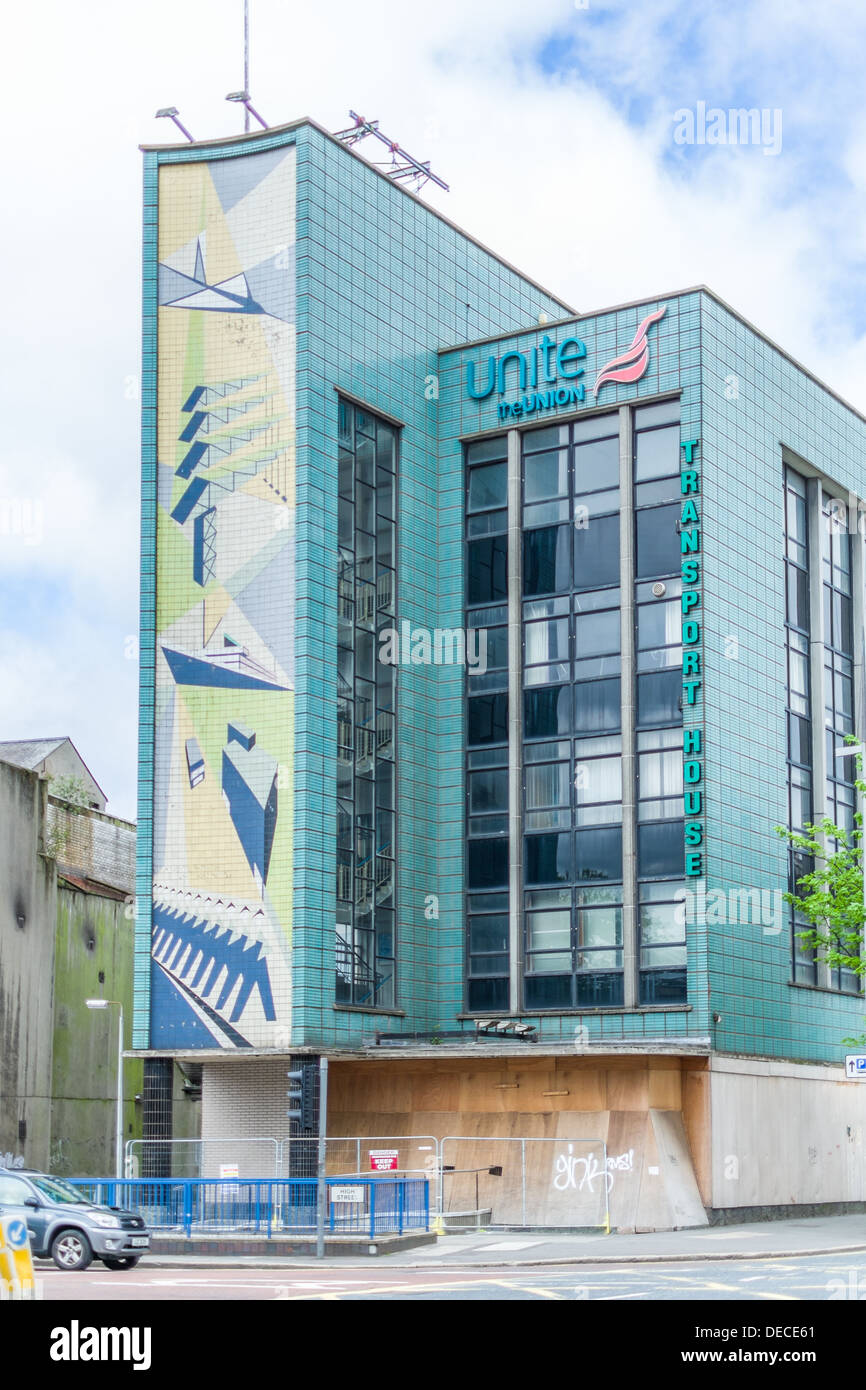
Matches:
[[155, 107, 195, 142], [243, 0, 250, 133], [226, 90, 268, 129], [333, 111, 449, 194]]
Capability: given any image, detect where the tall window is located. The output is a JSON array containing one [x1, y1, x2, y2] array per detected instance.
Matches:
[[633, 401, 686, 1005], [521, 415, 625, 1010], [466, 435, 510, 1011], [784, 468, 816, 985], [335, 399, 397, 1008], [821, 491, 860, 993]]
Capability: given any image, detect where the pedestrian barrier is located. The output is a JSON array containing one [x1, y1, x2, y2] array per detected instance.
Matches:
[[67, 1176, 429, 1239]]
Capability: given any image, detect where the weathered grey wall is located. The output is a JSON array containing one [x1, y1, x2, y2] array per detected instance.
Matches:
[[50, 883, 142, 1176], [46, 798, 134, 896], [0, 762, 56, 1169], [710, 1056, 866, 1208]]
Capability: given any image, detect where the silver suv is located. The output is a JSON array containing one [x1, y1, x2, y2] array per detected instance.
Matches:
[[0, 1168, 151, 1270]]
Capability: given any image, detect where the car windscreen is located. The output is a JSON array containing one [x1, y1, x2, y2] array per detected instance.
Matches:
[[30, 1176, 88, 1204]]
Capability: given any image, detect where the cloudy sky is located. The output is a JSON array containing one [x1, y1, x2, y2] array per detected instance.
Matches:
[[2, 0, 865, 818]]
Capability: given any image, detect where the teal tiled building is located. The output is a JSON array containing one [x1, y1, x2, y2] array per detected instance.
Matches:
[[135, 117, 866, 1224]]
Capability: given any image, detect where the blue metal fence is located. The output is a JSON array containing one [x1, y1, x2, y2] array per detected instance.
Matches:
[[68, 1176, 429, 1239]]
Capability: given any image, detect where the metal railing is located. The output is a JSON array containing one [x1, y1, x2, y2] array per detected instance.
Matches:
[[68, 1176, 429, 1240], [119, 1134, 613, 1230]]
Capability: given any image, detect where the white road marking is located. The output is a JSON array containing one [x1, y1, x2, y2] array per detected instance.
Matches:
[[476, 1241, 544, 1251]]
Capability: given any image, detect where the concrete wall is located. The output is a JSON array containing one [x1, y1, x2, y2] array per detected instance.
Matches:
[[0, 762, 56, 1169], [50, 883, 142, 1176], [709, 1056, 866, 1210]]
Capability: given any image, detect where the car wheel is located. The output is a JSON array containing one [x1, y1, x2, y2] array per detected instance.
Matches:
[[50, 1229, 93, 1271], [102, 1256, 141, 1270]]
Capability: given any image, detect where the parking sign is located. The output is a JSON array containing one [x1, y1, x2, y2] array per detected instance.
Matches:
[[845, 1054, 866, 1078]]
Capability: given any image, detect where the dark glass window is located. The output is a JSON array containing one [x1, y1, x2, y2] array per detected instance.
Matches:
[[637, 821, 685, 878], [525, 833, 573, 884], [635, 504, 680, 579], [637, 670, 682, 726], [639, 969, 687, 1004], [574, 514, 619, 590], [575, 826, 622, 883], [468, 693, 508, 745], [524, 685, 571, 739], [468, 535, 508, 604], [468, 978, 509, 1011], [575, 678, 621, 732], [524, 525, 571, 596], [468, 462, 507, 512], [524, 975, 573, 1010], [468, 839, 508, 889]]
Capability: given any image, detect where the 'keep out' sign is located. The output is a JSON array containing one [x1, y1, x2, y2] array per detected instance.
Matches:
[[369, 1149, 399, 1171]]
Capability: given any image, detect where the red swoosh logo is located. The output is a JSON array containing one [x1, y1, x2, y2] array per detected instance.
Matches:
[[593, 306, 667, 396]]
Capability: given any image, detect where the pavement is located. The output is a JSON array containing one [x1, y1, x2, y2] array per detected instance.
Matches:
[[121, 1213, 866, 1269]]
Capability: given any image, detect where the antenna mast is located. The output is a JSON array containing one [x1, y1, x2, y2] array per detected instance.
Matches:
[[243, 0, 250, 133], [334, 111, 449, 193]]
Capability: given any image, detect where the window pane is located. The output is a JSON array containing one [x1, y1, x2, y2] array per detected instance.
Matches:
[[468, 535, 508, 604], [574, 436, 620, 491], [468, 462, 507, 512], [469, 916, 509, 952], [527, 910, 571, 951], [524, 686, 571, 739], [468, 977, 509, 1010], [526, 762, 570, 809], [467, 436, 508, 465], [525, 833, 573, 884], [635, 425, 679, 481], [641, 901, 685, 945], [637, 820, 685, 877], [637, 670, 681, 726], [575, 609, 620, 657], [636, 503, 680, 579], [524, 975, 572, 1009], [574, 514, 619, 590], [524, 449, 567, 502], [468, 839, 508, 889], [524, 526, 571, 595], [639, 969, 687, 1004], [638, 748, 683, 800], [575, 826, 622, 882], [468, 693, 508, 745], [637, 599, 680, 649], [525, 618, 569, 665], [576, 754, 622, 805], [469, 768, 508, 813], [578, 906, 622, 947], [575, 677, 621, 732]]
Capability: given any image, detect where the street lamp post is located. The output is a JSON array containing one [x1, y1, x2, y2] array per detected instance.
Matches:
[[85, 1000, 124, 1179]]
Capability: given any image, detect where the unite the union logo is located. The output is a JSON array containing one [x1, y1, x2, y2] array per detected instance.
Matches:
[[592, 306, 667, 397]]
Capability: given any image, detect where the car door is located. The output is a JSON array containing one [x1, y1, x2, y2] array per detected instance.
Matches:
[[0, 1174, 49, 1254]]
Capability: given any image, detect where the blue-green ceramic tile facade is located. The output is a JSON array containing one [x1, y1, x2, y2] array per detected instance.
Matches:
[[699, 292, 866, 1062], [139, 119, 866, 1066]]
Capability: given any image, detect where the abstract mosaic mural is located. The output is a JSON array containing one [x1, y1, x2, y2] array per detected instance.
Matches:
[[151, 146, 296, 1048]]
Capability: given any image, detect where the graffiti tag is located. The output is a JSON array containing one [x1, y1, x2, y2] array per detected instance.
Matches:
[[552, 1144, 634, 1195]]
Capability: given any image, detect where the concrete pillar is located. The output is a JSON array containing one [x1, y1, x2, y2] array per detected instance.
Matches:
[[807, 479, 831, 989], [507, 428, 524, 1012], [619, 405, 638, 1007]]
